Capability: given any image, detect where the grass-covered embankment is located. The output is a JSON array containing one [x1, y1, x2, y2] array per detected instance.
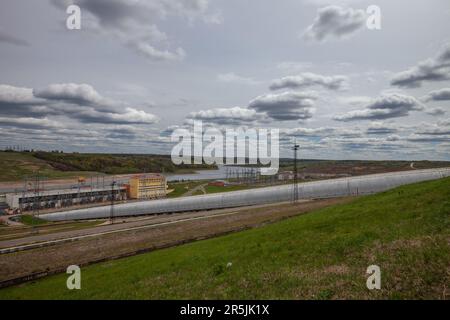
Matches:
[[18, 215, 47, 226], [0, 151, 216, 182], [0, 152, 98, 181], [1, 177, 449, 299]]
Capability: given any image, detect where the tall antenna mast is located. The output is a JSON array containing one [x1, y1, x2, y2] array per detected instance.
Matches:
[[110, 180, 116, 224], [292, 143, 300, 203]]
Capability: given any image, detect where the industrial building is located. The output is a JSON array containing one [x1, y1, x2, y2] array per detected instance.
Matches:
[[4, 173, 168, 213], [129, 174, 167, 200], [5, 185, 128, 212]]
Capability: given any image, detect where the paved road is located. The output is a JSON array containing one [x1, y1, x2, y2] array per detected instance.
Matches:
[[0, 211, 242, 254], [0, 201, 305, 252]]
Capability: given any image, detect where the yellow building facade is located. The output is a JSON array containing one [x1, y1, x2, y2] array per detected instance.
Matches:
[[128, 174, 167, 200]]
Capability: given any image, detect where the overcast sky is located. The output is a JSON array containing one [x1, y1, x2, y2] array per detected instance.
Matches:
[[0, 0, 450, 160]]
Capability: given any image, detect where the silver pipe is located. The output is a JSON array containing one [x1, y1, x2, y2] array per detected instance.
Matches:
[[40, 168, 450, 221]]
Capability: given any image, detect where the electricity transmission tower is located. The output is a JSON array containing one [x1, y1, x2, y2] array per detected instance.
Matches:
[[292, 143, 300, 203], [110, 180, 116, 224]]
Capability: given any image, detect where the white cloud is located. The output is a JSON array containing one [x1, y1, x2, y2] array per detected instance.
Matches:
[[276, 61, 314, 73], [422, 88, 450, 102], [270, 72, 348, 91], [248, 91, 317, 121], [50, 0, 215, 62], [337, 95, 372, 106], [334, 94, 424, 121], [303, 6, 366, 42], [217, 73, 260, 85], [187, 106, 265, 125], [0, 83, 159, 126], [0, 117, 62, 130], [0, 84, 41, 105], [391, 44, 450, 88]]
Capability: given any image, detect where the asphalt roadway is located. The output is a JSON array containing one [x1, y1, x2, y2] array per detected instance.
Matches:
[[0, 201, 307, 253]]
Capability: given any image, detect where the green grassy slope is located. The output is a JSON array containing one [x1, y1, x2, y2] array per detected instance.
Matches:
[[0, 152, 98, 181], [18, 215, 47, 226], [1, 177, 449, 300], [0, 151, 216, 182]]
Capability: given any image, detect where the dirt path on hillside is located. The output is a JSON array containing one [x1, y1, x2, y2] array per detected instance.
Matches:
[[0, 197, 354, 285], [183, 183, 207, 196]]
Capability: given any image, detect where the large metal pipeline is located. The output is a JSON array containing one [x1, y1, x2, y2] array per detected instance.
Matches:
[[40, 168, 450, 221]]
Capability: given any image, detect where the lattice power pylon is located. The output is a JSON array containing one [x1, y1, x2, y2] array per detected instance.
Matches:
[[292, 144, 300, 203], [110, 180, 116, 224]]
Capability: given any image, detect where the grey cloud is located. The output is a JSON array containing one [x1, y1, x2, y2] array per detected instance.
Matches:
[[0, 117, 61, 130], [184, 90, 319, 126], [72, 107, 158, 125], [34, 83, 159, 124], [270, 73, 348, 91], [0, 104, 54, 118], [187, 106, 266, 125], [160, 125, 183, 138], [282, 127, 334, 138], [303, 6, 366, 42], [334, 94, 424, 121], [0, 29, 29, 47], [34, 83, 111, 109], [334, 127, 363, 138], [248, 91, 317, 121], [0, 85, 42, 105], [322, 136, 414, 152], [423, 88, 450, 102], [417, 129, 450, 136], [391, 44, 450, 88], [425, 107, 446, 116], [407, 135, 450, 142], [386, 135, 401, 142], [0, 85, 52, 117], [0, 83, 159, 126], [132, 44, 185, 62], [51, 0, 212, 62], [366, 122, 398, 135], [105, 126, 138, 139], [415, 120, 450, 136]]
